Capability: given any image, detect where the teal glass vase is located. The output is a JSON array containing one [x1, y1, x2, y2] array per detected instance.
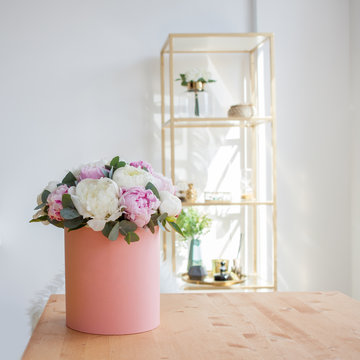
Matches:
[[187, 238, 202, 272]]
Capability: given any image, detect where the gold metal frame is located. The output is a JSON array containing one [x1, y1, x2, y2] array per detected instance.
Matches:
[[160, 33, 277, 291]]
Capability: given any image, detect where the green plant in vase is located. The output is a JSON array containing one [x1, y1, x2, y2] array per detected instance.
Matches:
[[176, 68, 216, 117], [176, 207, 212, 272]]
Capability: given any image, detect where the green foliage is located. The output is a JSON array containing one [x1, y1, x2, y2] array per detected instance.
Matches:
[[102, 219, 138, 242], [61, 172, 77, 187], [125, 232, 139, 244], [176, 73, 188, 86], [109, 156, 126, 171], [168, 221, 184, 237], [60, 208, 80, 220], [175, 73, 216, 87], [145, 182, 160, 200], [176, 208, 212, 240], [62, 194, 75, 209], [41, 190, 51, 204], [118, 220, 137, 236], [29, 215, 48, 223], [63, 217, 84, 229]]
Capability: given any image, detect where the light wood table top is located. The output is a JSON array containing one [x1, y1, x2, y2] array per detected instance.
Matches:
[[23, 292, 360, 359]]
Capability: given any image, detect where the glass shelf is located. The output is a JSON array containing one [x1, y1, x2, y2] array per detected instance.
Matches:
[[182, 201, 274, 207], [162, 117, 272, 129], [162, 33, 272, 54]]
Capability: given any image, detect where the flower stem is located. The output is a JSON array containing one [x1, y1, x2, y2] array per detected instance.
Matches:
[[194, 92, 199, 117]]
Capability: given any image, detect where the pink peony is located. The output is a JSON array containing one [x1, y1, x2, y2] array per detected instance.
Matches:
[[120, 187, 160, 227], [130, 160, 154, 174], [47, 185, 69, 221], [79, 165, 105, 181], [152, 172, 176, 194]]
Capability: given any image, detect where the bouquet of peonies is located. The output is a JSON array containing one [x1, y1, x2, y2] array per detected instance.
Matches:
[[30, 157, 183, 243]]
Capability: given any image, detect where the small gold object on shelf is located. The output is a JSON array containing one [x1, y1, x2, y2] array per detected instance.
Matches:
[[186, 183, 197, 203], [228, 104, 255, 118], [181, 271, 246, 287], [187, 81, 205, 92], [212, 259, 229, 275], [241, 193, 253, 200]]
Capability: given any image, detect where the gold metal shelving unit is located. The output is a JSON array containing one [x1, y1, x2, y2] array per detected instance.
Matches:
[[160, 33, 277, 291]]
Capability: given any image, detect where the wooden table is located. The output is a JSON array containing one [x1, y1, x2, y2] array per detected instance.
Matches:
[[23, 292, 360, 359]]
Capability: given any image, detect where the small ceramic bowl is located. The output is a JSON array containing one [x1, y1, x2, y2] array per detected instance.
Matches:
[[228, 104, 255, 118]]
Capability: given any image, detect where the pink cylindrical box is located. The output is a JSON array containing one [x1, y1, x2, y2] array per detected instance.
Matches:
[[64, 226, 160, 335]]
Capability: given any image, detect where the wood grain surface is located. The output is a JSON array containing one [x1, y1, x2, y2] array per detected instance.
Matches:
[[22, 292, 360, 359]]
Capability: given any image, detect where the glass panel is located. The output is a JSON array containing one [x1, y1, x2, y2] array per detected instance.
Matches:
[[169, 35, 269, 53]]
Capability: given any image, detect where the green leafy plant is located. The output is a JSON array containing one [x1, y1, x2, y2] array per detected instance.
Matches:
[[176, 208, 212, 240]]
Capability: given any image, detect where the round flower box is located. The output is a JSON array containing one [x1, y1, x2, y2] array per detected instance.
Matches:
[[65, 226, 160, 335], [31, 156, 184, 335]]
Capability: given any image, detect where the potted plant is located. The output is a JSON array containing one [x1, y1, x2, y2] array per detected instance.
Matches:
[[30, 156, 183, 335], [176, 207, 212, 272], [176, 68, 216, 117]]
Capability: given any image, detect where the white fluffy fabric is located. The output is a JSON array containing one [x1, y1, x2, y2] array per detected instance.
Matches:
[[28, 255, 178, 332]]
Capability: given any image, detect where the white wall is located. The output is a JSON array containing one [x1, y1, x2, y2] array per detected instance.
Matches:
[[350, 0, 360, 300], [1, 0, 358, 358], [256, 0, 352, 293], [0, 1, 253, 358]]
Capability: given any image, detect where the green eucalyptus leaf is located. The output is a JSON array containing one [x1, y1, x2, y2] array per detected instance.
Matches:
[[62, 194, 75, 209], [62, 171, 77, 186], [108, 222, 120, 241], [118, 220, 137, 236], [117, 161, 126, 168], [157, 212, 168, 223], [147, 219, 155, 234], [110, 156, 120, 167], [49, 219, 64, 228], [29, 215, 49, 223], [34, 202, 46, 210], [168, 221, 184, 237], [102, 221, 115, 238], [151, 212, 160, 223], [64, 217, 84, 229], [67, 223, 87, 232], [145, 182, 160, 200], [125, 232, 139, 244], [41, 190, 51, 204], [60, 207, 80, 220]]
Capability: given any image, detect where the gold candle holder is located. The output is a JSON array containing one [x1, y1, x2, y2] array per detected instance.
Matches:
[[212, 259, 229, 275]]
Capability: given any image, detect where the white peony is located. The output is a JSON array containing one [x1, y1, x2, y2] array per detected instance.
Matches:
[[202, 71, 212, 82], [159, 191, 182, 217], [112, 165, 153, 189], [185, 67, 200, 82], [185, 68, 212, 82], [69, 178, 123, 231]]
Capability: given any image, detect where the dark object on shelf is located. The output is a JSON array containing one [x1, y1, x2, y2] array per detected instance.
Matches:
[[214, 260, 230, 281], [188, 266, 207, 281]]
